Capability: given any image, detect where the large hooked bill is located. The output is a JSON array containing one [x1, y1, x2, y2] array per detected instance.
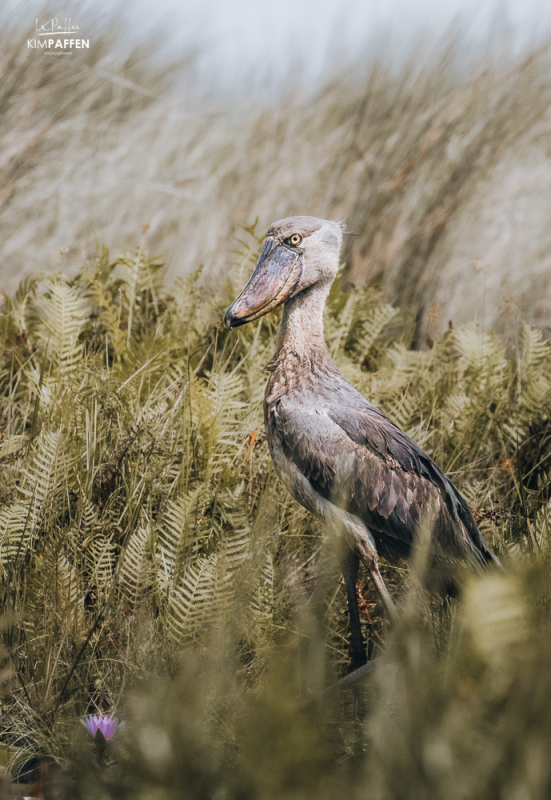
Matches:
[[224, 237, 302, 329]]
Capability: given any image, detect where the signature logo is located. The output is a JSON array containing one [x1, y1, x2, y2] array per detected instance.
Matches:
[[28, 18, 90, 53], [35, 18, 82, 35]]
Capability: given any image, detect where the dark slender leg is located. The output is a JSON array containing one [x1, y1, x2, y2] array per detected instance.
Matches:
[[341, 548, 367, 672]]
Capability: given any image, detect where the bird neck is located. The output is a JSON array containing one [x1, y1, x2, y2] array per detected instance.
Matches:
[[275, 280, 332, 363]]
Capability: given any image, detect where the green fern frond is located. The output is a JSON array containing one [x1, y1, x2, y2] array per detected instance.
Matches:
[[165, 554, 219, 643], [441, 392, 472, 435], [120, 523, 154, 607], [19, 429, 76, 524], [326, 293, 359, 357], [453, 327, 507, 387], [87, 533, 116, 590], [347, 302, 399, 363], [155, 489, 212, 588], [39, 279, 88, 374], [520, 323, 551, 377], [250, 552, 274, 619], [0, 503, 32, 568]]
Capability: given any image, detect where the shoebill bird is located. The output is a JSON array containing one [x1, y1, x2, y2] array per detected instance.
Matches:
[[224, 216, 499, 671]]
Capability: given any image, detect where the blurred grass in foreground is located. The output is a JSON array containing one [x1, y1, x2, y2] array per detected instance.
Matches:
[[0, 231, 548, 797]]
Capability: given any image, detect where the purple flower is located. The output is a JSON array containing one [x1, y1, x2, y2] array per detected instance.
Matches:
[[82, 714, 124, 741]]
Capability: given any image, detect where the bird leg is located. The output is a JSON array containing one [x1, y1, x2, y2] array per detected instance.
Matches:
[[340, 547, 367, 672], [366, 563, 397, 621], [354, 527, 397, 622]]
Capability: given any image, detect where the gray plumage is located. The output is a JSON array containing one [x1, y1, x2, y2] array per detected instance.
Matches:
[[265, 343, 494, 567], [225, 215, 498, 670]]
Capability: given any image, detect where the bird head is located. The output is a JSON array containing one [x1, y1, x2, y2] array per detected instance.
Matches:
[[224, 216, 343, 329]]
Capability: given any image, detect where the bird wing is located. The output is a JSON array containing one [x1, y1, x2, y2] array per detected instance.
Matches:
[[268, 386, 494, 564]]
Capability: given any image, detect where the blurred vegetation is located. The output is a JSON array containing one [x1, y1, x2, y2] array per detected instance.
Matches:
[[1, 8, 551, 340], [0, 231, 548, 797]]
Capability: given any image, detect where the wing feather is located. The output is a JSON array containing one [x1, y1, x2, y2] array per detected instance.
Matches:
[[267, 386, 496, 566]]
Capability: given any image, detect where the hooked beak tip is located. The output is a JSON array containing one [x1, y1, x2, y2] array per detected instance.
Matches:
[[224, 309, 234, 330]]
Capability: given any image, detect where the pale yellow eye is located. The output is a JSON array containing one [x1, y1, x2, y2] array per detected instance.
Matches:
[[289, 233, 302, 246]]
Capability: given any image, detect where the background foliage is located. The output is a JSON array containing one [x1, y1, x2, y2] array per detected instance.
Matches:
[[0, 232, 549, 797], [2, 6, 551, 340]]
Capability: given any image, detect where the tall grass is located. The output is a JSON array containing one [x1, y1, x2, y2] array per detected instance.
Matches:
[[1, 9, 551, 340], [0, 231, 549, 796], [1, 8, 551, 796]]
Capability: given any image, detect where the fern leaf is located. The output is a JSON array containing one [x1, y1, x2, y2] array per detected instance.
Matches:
[[165, 554, 218, 643], [120, 523, 154, 606], [0, 504, 32, 568], [250, 553, 274, 619], [39, 280, 88, 374], [19, 429, 76, 525]]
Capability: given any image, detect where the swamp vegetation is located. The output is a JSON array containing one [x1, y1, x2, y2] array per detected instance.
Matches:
[[0, 231, 549, 798]]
